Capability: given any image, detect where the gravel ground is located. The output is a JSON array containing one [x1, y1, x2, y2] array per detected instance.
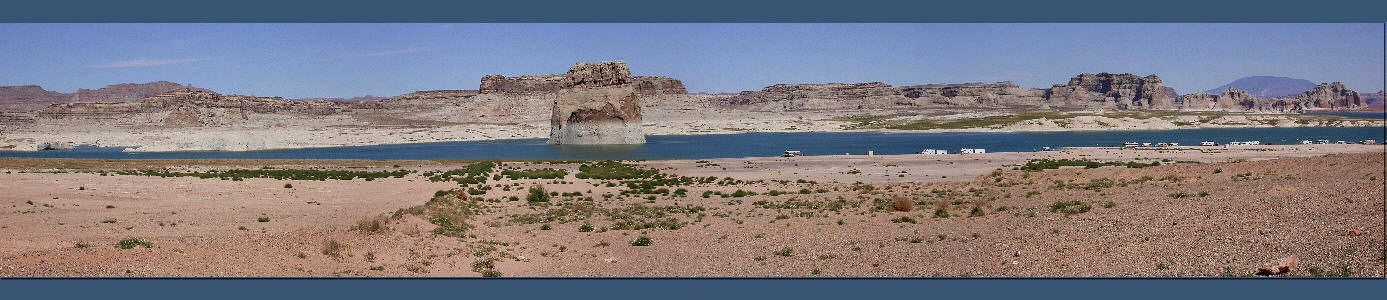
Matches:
[[1, 145, 1382, 277]]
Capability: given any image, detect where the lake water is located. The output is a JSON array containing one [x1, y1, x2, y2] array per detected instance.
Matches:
[[1, 127, 1383, 160]]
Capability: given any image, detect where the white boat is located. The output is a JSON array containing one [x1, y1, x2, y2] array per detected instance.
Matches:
[[782, 150, 803, 157], [1140, 142, 1152, 147], [1300, 140, 1314, 145], [1316, 140, 1330, 144], [1199, 141, 1216, 146], [1123, 142, 1139, 147], [1335, 141, 1347, 144]]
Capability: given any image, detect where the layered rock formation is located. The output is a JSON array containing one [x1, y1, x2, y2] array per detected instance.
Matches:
[[723, 82, 906, 111], [1175, 88, 1260, 111], [899, 82, 1044, 107], [549, 61, 645, 144], [0, 81, 208, 112], [479, 74, 566, 95], [1041, 73, 1175, 109], [1172, 83, 1363, 112], [39, 91, 337, 127], [0, 85, 68, 112], [632, 76, 688, 96], [1296, 82, 1361, 110]]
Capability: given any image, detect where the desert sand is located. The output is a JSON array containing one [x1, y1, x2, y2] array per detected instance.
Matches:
[[0, 145, 1382, 277]]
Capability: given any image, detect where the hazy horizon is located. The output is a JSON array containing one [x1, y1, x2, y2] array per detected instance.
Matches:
[[1, 23, 1382, 98]]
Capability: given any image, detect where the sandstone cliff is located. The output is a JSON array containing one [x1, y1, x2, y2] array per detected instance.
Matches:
[[549, 61, 645, 144], [1041, 73, 1174, 109], [38, 90, 337, 127], [1295, 82, 1361, 110], [898, 82, 1045, 107]]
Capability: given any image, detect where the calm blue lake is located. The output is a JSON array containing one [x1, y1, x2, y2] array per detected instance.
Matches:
[[1, 127, 1382, 160]]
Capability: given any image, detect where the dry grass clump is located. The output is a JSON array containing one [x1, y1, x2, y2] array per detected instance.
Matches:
[[354, 215, 389, 234], [321, 238, 348, 259], [889, 196, 913, 212]]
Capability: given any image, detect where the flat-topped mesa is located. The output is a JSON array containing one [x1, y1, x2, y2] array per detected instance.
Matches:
[[632, 76, 688, 96], [1043, 73, 1175, 109], [549, 61, 645, 144], [897, 82, 1045, 107], [479, 74, 567, 95], [723, 82, 903, 111], [39, 90, 339, 127], [1174, 87, 1277, 112], [1296, 82, 1361, 110]]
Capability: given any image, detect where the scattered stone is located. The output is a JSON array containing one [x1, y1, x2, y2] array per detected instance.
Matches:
[[1255, 256, 1298, 276]]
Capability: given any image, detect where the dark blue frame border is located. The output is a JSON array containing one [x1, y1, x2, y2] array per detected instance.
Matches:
[[2, 0, 1386, 22], [1, 0, 1384, 299]]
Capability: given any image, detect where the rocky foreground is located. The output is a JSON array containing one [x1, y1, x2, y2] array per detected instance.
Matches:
[[1, 65, 1382, 152], [0, 145, 1381, 277]]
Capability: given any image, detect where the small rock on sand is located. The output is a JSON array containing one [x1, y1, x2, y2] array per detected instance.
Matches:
[[1255, 256, 1298, 276]]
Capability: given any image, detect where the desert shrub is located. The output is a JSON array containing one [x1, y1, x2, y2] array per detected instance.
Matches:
[[575, 161, 658, 180], [578, 223, 595, 232], [502, 168, 568, 180], [1049, 200, 1092, 215], [889, 196, 913, 212], [321, 239, 346, 258], [1020, 159, 1160, 171], [116, 237, 152, 249], [527, 185, 551, 204], [355, 217, 387, 234], [933, 207, 950, 218], [630, 236, 653, 246], [969, 206, 985, 217], [774, 247, 794, 257]]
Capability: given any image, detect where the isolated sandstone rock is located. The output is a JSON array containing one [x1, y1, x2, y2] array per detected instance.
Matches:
[[1255, 256, 1297, 276], [549, 61, 645, 144]]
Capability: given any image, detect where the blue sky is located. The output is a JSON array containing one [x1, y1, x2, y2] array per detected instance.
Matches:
[[0, 23, 1382, 98]]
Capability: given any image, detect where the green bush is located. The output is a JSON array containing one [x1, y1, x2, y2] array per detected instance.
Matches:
[[116, 237, 153, 249], [502, 168, 568, 180], [630, 236, 653, 246], [1049, 200, 1092, 215], [527, 185, 551, 204]]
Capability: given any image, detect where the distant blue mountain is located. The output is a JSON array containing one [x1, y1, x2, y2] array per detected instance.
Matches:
[[1205, 76, 1318, 98]]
